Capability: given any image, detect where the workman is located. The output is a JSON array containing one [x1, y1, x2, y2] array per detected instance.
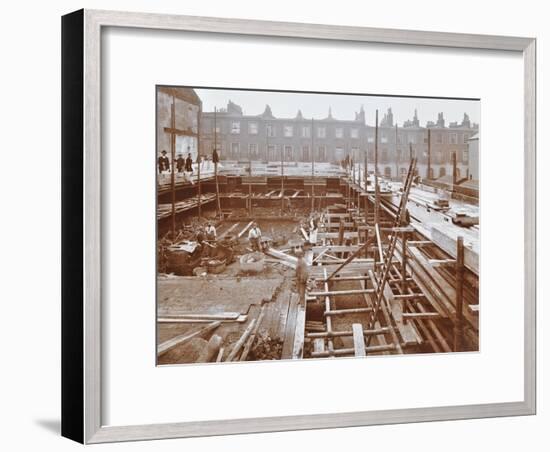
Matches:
[[248, 222, 262, 251], [205, 222, 217, 241]]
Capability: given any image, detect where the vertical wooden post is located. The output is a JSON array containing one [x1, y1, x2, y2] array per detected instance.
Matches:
[[197, 102, 202, 218], [454, 236, 465, 352], [214, 107, 221, 218], [170, 96, 176, 240], [249, 142, 253, 216], [338, 218, 345, 246], [452, 151, 458, 186], [395, 123, 399, 181], [311, 118, 315, 213], [427, 128, 432, 180], [281, 141, 284, 214], [374, 109, 380, 225], [401, 231, 408, 293]]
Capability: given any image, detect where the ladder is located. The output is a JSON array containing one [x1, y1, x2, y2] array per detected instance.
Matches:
[[365, 158, 417, 349]]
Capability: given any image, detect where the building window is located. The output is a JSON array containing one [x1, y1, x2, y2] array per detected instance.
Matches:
[[367, 134, 374, 143], [400, 167, 407, 175], [435, 133, 443, 144], [335, 127, 343, 138], [230, 143, 239, 157], [302, 126, 310, 138], [317, 127, 326, 138], [350, 128, 359, 139], [463, 150, 469, 162], [381, 132, 388, 144], [449, 132, 458, 144], [284, 125, 293, 137], [248, 122, 258, 135], [439, 167, 446, 177], [267, 144, 277, 159], [462, 133, 470, 144], [351, 147, 359, 160], [455, 168, 461, 179], [302, 145, 310, 161], [284, 145, 293, 160], [318, 145, 326, 161], [384, 166, 392, 177], [249, 143, 258, 157], [266, 124, 276, 137], [335, 147, 344, 161], [397, 134, 404, 144], [407, 134, 416, 144], [231, 122, 240, 134], [381, 149, 388, 162], [436, 150, 443, 164]]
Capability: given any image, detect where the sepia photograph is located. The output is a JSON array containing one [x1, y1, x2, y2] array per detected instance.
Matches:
[[156, 86, 480, 365]]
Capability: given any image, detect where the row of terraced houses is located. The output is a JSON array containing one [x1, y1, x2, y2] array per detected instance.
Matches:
[[199, 100, 479, 180]]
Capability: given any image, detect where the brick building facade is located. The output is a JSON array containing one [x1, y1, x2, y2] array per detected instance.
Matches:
[[199, 100, 479, 180]]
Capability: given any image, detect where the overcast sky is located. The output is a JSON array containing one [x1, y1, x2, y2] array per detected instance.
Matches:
[[196, 88, 480, 127]]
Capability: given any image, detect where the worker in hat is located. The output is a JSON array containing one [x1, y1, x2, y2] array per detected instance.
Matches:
[[158, 150, 170, 175], [176, 153, 185, 173], [248, 222, 262, 252]]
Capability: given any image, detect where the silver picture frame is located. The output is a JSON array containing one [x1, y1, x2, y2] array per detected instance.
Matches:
[[61, 9, 536, 444]]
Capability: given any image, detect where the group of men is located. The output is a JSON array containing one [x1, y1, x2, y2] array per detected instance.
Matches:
[[158, 150, 194, 174], [192, 219, 308, 306], [158, 148, 220, 175]]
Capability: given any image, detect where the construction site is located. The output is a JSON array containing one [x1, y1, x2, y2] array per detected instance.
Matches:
[[156, 87, 480, 365]]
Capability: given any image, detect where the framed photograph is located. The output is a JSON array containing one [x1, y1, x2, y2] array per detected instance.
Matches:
[[62, 9, 536, 444]]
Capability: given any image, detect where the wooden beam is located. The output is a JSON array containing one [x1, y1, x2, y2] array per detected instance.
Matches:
[[240, 306, 266, 361], [352, 323, 366, 357], [237, 221, 254, 239], [402, 312, 441, 320], [157, 321, 221, 355], [309, 288, 374, 297], [291, 308, 306, 359], [225, 318, 257, 362]]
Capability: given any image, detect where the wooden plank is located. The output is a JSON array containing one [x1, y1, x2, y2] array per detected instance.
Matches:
[[265, 247, 298, 265], [240, 306, 267, 361], [218, 222, 240, 239], [402, 312, 441, 320], [309, 288, 374, 297], [237, 221, 254, 238], [352, 323, 367, 357], [381, 279, 418, 346], [313, 338, 325, 353], [158, 315, 247, 324], [291, 308, 306, 359], [157, 321, 221, 355], [275, 293, 293, 340], [318, 232, 359, 239], [225, 318, 257, 361], [281, 293, 300, 359], [159, 312, 241, 320], [358, 279, 389, 353]]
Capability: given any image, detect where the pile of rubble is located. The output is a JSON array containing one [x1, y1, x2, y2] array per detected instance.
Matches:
[[250, 331, 283, 360]]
